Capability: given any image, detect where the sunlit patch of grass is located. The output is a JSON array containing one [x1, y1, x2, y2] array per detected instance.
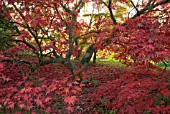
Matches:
[[95, 59, 170, 71], [95, 58, 126, 68], [71, 58, 125, 68], [155, 61, 170, 71]]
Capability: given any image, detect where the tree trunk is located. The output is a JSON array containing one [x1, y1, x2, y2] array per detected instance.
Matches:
[[93, 51, 97, 64], [81, 44, 95, 71]]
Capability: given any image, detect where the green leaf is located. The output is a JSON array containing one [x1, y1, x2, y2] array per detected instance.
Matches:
[[153, 100, 161, 106], [92, 80, 100, 87], [33, 106, 39, 114], [109, 109, 116, 114], [81, 79, 90, 83]]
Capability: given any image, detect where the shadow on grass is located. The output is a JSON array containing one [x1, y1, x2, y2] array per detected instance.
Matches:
[[155, 61, 170, 71]]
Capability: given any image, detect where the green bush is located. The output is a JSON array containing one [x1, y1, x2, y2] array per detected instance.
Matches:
[[0, 13, 16, 51]]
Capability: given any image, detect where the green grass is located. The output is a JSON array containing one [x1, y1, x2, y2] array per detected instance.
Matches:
[[95, 58, 125, 68], [155, 61, 170, 71], [94, 58, 170, 71]]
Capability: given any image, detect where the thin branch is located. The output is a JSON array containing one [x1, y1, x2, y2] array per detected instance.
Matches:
[[60, 2, 76, 59], [74, 0, 85, 13], [131, 0, 169, 19], [54, 6, 70, 29], [1, 58, 35, 72], [130, 0, 139, 13], [103, 0, 117, 25], [12, 3, 44, 63], [0, 36, 39, 56], [146, 0, 153, 7]]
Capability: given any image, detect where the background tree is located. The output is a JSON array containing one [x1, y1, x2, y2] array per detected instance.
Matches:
[[90, 0, 170, 67], [0, 11, 16, 51]]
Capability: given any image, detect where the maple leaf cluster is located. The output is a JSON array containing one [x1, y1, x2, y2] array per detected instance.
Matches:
[[0, 59, 85, 113], [0, 53, 170, 113], [89, 68, 170, 113], [105, 12, 170, 67]]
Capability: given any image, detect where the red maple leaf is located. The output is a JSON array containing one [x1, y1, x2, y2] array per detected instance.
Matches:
[[64, 96, 76, 105], [66, 106, 74, 112], [46, 84, 57, 94], [35, 98, 44, 108], [18, 104, 25, 109], [74, 86, 81, 92], [44, 97, 51, 103], [45, 107, 51, 113], [3, 11, 11, 19], [63, 87, 70, 94], [7, 102, 15, 109]]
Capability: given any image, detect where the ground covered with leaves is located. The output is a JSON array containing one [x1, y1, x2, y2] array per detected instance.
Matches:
[[0, 56, 170, 114]]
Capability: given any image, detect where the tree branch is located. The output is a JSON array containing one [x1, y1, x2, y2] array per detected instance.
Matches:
[[60, 2, 77, 59], [74, 0, 85, 13], [130, 0, 139, 13], [103, 0, 117, 25], [131, 0, 169, 19], [54, 6, 70, 29], [12, 3, 44, 63]]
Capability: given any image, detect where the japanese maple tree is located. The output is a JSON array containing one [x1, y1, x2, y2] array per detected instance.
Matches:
[[0, 0, 89, 75], [0, 0, 170, 113], [92, 0, 170, 68], [1, 0, 169, 75]]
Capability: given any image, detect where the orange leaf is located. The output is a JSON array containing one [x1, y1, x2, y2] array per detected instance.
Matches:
[[46, 84, 57, 94], [74, 86, 81, 92], [64, 87, 69, 94], [35, 98, 44, 108], [64, 96, 76, 105]]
